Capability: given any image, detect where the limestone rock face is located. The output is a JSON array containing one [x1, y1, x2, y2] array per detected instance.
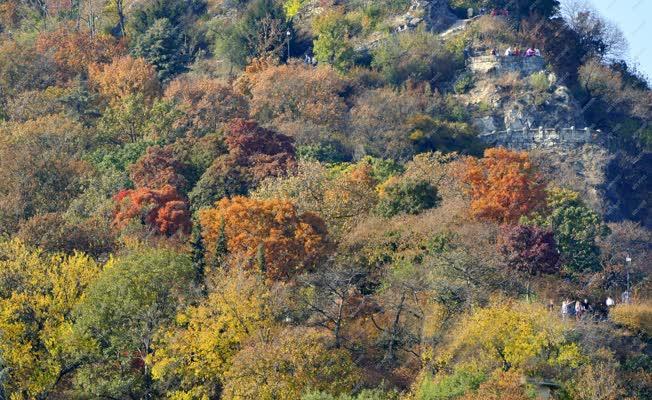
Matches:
[[425, 0, 459, 32], [461, 54, 587, 148], [466, 79, 586, 135], [531, 145, 613, 216]]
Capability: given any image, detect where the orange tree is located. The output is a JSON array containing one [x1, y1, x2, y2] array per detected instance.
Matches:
[[199, 196, 330, 281], [36, 24, 124, 82], [113, 185, 191, 236], [88, 55, 160, 104], [462, 148, 546, 223]]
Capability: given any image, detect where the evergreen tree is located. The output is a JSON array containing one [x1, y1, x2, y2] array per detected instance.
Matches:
[[190, 222, 206, 285], [256, 242, 266, 275], [214, 0, 290, 67], [131, 18, 187, 81], [212, 218, 229, 270]]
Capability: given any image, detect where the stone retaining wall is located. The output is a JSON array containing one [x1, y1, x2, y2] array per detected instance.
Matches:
[[478, 127, 602, 149], [468, 54, 545, 76]]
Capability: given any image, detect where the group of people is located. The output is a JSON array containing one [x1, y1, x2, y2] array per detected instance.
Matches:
[[303, 53, 318, 66], [495, 47, 542, 57], [559, 299, 593, 320], [555, 295, 625, 320]]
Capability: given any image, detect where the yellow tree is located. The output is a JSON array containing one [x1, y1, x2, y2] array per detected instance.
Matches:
[[222, 327, 359, 400], [443, 300, 583, 373], [0, 239, 102, 399], [150, 267, 275, 399]]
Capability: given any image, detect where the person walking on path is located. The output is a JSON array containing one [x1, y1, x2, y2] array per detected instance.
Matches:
[[575, 300, 583, 320]]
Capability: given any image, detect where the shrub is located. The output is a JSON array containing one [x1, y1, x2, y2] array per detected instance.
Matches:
[[376, 178, 440, 217], [610, 303, 652, 337], [460, 370, 535, 400], [454, 72, 475, 94], [495, 71, 525, 92], [529, 71, 550, 93], [416, 367, 487, 400], [302, 389, 396, 400], [407, 114, 482, 155], [297, 141, 352, 163]]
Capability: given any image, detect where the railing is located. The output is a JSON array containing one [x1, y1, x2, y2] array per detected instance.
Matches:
[[478, 126, 604, 150]]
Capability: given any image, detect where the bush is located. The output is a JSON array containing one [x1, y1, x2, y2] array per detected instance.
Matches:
[[302, 389, 396, 400], [416, 367, 487, 400], [610, 303, 652, 337], [407, 114, 482, 155], [529, 71, 550, 93], [454, 72, 475, 94], [376, 178, 440, 217], [460, 370, 535, 400], [297, 141, 352, 163]]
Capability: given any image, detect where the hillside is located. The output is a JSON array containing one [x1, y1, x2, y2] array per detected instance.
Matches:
[[0, 1, 650, 399]]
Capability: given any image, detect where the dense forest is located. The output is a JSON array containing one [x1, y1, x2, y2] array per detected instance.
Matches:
[[0, 0, 650, 399]]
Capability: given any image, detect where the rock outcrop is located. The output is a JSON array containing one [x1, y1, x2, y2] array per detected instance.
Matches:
[[424, 0, 459, 32], [391, 0, 458, 33]]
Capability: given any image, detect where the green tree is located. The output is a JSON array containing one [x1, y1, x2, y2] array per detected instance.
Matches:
[[190, 222, 206, 285], [131, 18, 187, 81], [312, 10, 355, 72], [376, 178, 441, 217], [73, 248, 195, 399], [212, 217, 229, 270], [215, 0, 290, 67], [525, 188, 609, 274]]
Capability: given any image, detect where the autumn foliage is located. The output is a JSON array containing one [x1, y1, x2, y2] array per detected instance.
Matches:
[[224, 118, 297, 182], [36, 25, 125, 82], [113, 185, 191, 236], [199, 196, 330, 280], [462, 148, 546, 223], [164, 77, 249, 137], [129, 146, 189, 191], [88, 55, 160, 103], [249, 62, 348, 128], [497, 224, 560, 276]]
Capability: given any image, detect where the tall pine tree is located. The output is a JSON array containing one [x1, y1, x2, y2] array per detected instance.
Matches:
[[212, 217, 228, 270], [190, 221, 206, 285]]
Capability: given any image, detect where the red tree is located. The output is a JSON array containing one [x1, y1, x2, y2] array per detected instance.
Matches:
[[113, 185, 191, 236], [129, 146, 189, 191], [498, 224, 560, 277]]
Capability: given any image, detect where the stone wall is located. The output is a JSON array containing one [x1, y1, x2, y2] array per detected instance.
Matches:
[[478, 127, 602, 150], [468, 55, 545, 76]]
